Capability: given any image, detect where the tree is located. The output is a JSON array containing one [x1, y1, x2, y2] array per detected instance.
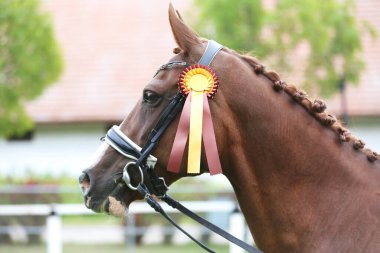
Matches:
[[0, 0, 63, 137], [194, 0, 376, 97]]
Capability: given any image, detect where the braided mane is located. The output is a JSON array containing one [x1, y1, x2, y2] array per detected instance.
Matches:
[[238, 52, 379, 163], [173, 45, 379, 163]]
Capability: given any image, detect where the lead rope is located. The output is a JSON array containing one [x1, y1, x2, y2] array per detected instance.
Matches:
[[136, 183, 216, 253]]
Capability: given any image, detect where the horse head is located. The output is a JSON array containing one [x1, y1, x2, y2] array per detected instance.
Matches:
[[78, 4, 242, 216], [78, 3, 380, 252]]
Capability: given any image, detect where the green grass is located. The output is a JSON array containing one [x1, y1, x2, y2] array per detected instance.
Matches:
[[0, 243, 229, 253], [62, 214, 122, 225]]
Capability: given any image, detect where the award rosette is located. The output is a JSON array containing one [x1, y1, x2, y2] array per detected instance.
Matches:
[[178, 64, 219, 98], [168, 64, 222, 175]]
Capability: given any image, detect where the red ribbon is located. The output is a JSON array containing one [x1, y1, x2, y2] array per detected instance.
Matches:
[[167, 93, 222, 175], [202, 93, 222, 175], [167, 93, 191, 173]]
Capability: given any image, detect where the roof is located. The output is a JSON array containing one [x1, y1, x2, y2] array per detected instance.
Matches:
[[26, 0, 380, 123], [26, 0, 191, 123]]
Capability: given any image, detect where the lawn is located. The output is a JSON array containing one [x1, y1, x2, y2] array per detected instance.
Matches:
[[0, 243, 229, 253]]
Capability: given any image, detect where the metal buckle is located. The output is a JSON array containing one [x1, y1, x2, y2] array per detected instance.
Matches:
[[122, 162, 144, 190]]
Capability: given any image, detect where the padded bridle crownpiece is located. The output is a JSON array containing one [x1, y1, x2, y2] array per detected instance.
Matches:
[[198, 40, 223, 66]]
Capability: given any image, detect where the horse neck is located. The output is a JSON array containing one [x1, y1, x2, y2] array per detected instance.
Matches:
[[219, 65, 380, 252]]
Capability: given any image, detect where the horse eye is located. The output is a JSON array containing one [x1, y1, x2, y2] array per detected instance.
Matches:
[[143, 90, 161, 105]]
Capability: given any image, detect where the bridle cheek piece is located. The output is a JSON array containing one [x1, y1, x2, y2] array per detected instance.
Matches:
[[102, 40, 261, 253]]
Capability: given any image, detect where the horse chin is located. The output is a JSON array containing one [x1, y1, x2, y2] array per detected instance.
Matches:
[[103, 196, 128, 217], [101, 189, 137, 217], [88, 182, 141, 217]]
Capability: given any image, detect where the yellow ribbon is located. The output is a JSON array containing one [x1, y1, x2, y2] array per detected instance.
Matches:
[[188, 90, 204, 173], [174, 65, 218, 174], [186, 72, 211, 173]]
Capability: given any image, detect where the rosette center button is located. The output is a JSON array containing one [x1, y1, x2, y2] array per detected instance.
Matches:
[[189, 74, 209, 91]]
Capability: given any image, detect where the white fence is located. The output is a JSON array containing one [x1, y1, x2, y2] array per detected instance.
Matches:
[[0, 201, 255, 253]]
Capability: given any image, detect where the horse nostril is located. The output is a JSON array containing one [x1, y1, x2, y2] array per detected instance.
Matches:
[[79, 172, 91, 195], [79, 172, 89, 183]]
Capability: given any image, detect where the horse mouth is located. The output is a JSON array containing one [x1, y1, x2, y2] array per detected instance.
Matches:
[[87, 195, 128, 217], [86, 182, 137, 217], [80, 171, 141, 216]]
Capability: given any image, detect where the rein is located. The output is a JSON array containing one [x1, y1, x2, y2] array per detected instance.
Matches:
[[104, 40, 262, 253]]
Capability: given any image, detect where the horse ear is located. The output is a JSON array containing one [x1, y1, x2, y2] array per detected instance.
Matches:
[[169, 3, 201, 53]]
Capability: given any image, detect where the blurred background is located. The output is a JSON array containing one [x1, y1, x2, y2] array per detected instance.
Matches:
[[0, 0, 379, 252]]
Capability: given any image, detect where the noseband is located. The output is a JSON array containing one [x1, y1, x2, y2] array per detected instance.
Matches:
[[103, 41, 261, 253]]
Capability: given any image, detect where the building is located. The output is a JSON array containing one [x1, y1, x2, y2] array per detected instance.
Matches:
[[0, 0, 379, 177]]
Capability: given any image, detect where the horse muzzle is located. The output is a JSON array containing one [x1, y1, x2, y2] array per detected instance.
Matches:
[[78, 170, 100, 211], [78, 169, 136, 214]]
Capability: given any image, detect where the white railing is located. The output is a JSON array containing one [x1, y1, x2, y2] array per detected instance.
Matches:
[[0, 201, 255, 253]]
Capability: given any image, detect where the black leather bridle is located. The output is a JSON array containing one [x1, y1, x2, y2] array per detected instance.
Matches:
[[103, 41, 262, 253]]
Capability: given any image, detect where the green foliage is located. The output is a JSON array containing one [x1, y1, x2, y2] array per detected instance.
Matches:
[[0, 0, 63, 137], [195, 0, 375, 97]]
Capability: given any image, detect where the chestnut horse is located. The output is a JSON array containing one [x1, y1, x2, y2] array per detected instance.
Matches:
[[79, 4, 380, 253]]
